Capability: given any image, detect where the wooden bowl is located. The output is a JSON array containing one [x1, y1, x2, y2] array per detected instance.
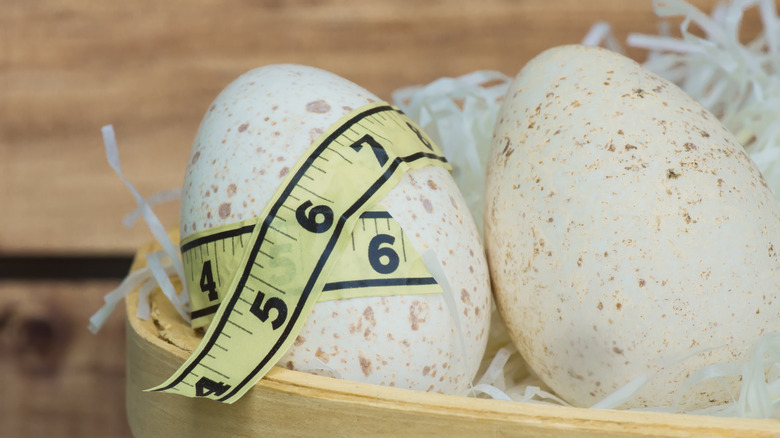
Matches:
[[123, 2, 780, 434], [125, 240, 780, 437]]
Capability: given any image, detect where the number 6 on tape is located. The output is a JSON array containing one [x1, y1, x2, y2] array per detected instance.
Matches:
[[149, 103, 450, 403]]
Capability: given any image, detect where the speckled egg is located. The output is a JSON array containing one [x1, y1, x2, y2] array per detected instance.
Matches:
[[484, 45, 780, 409], [180, 64, 491, 394]]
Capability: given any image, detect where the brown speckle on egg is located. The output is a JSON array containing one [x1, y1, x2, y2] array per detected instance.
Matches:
[[359, 356, 372, 376], [422, 198, 433, 213], [349, 318, 362, 334], [309, 127, 324, 143], [315, 347, 329, 363], [363, 306, 376, 326], [279, 167, 289, 178], [227, 183, 237, 197], [218, 202, 231, 219], [409, 300, 429, 331], [306, 100, 331, 113]]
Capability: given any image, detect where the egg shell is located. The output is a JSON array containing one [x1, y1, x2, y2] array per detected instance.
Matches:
[[180, 64, 491, 394], [484, 45, 780, 409]]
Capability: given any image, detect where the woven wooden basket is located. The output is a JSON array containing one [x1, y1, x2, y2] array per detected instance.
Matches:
[[125, 240, 780, 437]]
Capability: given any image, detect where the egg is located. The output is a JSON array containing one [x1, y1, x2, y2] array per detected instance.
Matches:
[[180, 64, 491, 394], [484, 45, 780, 409]]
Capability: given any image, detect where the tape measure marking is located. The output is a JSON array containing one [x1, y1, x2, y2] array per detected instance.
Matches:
[[220, 151, 404, 399], [152, 103, 448, 402], [321, 277, 438, 292], [181, 225, 254, 253], [184, 207, 439, 322]]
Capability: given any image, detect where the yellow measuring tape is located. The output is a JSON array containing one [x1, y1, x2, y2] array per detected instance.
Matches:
[[181, 205, 443, 329], [150, 102, 450, 403]]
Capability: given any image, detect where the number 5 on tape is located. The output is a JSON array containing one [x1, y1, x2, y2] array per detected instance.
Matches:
[[149, 103, 450, 403]]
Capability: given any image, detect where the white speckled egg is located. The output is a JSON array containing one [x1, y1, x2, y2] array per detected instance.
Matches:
[[485, 45, 780, 409], [181, 64, 491, 394]]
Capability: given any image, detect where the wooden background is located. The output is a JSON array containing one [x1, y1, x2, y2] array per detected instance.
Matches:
[[0, 0, 752, 436]]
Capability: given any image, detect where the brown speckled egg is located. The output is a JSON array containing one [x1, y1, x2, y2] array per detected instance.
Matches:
[[484, 45, 780, 409], [180, 64, 491, 394]]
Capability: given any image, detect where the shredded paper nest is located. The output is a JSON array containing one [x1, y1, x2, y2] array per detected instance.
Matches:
[[91, 0, 780, 420]]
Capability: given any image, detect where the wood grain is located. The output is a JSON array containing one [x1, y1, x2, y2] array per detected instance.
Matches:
[[0, 280, 132, 437], [126, 283, 780, 437], [0, 0, 738, 254]]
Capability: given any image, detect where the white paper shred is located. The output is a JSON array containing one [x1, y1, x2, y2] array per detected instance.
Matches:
[[88, 267, 152, 334], [102, 125, 188, 293], [135, 276, 159, 321], [590, 374, 653, 410], [421, 249, 473, 394], [146, 250, 190, 324], [631, 0, 780, 205], [87, 261, 176, 333], [299, 357, 344, 380], [123, 188, 182, 227], [581, 21, 626, 54], [470, 384, 514, 402], [393, 0, 780, 419], [475, 344, 516, 388], [89, 126, 190, 333], [393, 71, 511, 239]]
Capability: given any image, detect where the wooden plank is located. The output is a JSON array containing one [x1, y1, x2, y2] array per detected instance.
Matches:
[[0, 0, 738, 253], [0, 280, 132, 437]]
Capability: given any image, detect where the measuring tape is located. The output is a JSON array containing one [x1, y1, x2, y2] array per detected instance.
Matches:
[[181, 206, 444, 328], [150, 102, 450, 403]]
